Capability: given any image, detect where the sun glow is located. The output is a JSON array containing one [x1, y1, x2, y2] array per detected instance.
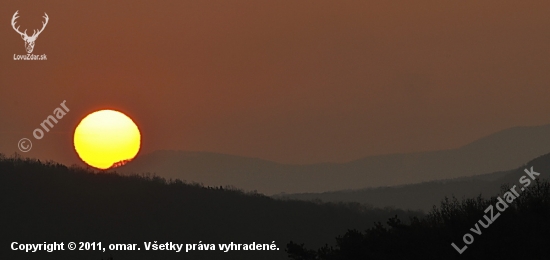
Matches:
[[73, 110, 141, 169]]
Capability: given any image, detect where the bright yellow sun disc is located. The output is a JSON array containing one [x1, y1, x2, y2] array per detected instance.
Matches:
[[74, 110, 141, 169]]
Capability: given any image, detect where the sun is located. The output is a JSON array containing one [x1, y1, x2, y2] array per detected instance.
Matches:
[[73, 110, 141, 169]]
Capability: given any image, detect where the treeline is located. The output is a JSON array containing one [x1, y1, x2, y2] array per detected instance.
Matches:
[[0, 154, 420, 260], [287, 178, 550, 259]]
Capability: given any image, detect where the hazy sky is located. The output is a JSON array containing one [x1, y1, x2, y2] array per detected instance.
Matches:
[[1, 0, 550, 166]]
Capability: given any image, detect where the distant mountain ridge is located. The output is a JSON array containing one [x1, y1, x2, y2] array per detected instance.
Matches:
[[115, 124, 550, 194], [280, 152, 550, 212]]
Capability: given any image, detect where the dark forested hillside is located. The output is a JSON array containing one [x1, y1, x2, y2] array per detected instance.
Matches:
[[287, 154, 550, 259], [3, 152, 549, 260], [288, 180, 550, 259], [0, 154, 418, 260]]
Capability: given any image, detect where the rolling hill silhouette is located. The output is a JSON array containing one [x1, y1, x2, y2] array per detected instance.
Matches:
[[280, 161, 550, 212], [0, 154, 417, 260], [116, 124, 550, 194], [2, 151, 549, 259]]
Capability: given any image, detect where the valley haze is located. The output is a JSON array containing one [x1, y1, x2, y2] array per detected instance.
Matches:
[[115, 124, 550, 195]]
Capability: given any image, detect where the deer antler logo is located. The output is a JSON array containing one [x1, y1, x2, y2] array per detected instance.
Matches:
[[11, 10, 49, 54]]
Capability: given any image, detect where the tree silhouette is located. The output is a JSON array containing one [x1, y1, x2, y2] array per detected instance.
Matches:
[[287, 180, 550, 259]]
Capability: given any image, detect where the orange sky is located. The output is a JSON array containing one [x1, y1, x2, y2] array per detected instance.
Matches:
[[1, 0, 550, 166]]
